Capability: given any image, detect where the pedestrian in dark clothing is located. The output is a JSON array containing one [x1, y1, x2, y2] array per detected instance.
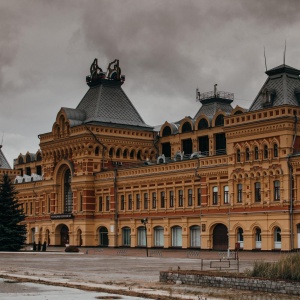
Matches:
[[38, 241, 41, 251], [33, 241, 36, 251], [42, 241, 47, 251]]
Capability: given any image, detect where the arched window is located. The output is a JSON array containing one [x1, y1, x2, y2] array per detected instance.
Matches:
[[274, 227, 281, 249], [215, 114, 224, 126], [64, 169, 73, 213], [254, 182, 261, 202], [171, 226, 182, 247], [255, 228, 261, 249], [137, 226, 146, 246], [236, 149, 241, 162], [36, 153, 42, 161], [254, 146, 259, 160], [130, 150, 135, 159], [190, 225, 200, 247], [95, 147, 100, 155], [181, 122, 192, 133], [245, 148, 250, 161], [162, 126, 171, 137], [264, 145, 268, 159], [116, 148, 121, 157], [237, 228, 244, 249], [26, 155, 31, 163], [123, 149, 128, 158], [198, 119, 208, 130], [18, 156, 24, 164], [109, 148, 114, 157], [274, 180, 280, 201], [122, 227, 131, 246], [154, 226, 164, 247], [137, 150, 142, 160], [273, 144, 278, 158]]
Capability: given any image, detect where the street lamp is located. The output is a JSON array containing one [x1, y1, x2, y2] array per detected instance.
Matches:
[[141, 218, 148, 257]]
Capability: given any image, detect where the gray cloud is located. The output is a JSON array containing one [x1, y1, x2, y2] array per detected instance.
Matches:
[[1, 0, 300, 166]]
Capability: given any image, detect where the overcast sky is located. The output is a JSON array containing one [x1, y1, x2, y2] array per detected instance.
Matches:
[[1, 0, 300, 167]]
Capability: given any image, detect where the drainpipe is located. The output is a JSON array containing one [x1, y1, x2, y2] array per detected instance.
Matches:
[[114, 167, 119, 247], [288, 113, 298, 250]]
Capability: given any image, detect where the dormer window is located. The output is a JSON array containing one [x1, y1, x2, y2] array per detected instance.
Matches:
[[198, 118, 209, 130], [162, 126, 171, 137], [215, 114, 224, 127], [182, 122, 192, 133]]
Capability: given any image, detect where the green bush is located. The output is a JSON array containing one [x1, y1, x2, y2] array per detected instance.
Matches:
[[251, 252, 300, 281], [65, 246, 79, 253]]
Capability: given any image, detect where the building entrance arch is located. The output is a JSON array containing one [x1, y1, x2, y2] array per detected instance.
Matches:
[[56, 224, 69, 246], [213, 224, 228, 250], [99, 226, 109, 246]]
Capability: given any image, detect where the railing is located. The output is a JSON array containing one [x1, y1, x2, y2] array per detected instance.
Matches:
[[199, 90, 234, 101]]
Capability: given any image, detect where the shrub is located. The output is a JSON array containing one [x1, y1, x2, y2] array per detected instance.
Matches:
[[250, 252, 300, 281], [65, 246, 79, 253]]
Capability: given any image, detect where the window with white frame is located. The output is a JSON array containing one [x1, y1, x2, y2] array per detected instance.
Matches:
[[223, 186, 229, 204], [212, 186, 218, 205]]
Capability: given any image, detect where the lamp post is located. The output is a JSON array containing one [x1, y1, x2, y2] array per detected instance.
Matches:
[[141, 218, 148, 257]]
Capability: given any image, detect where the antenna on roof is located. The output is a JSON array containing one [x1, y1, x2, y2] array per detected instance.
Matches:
[[264, 46, 268, 72], [283, 39, 287, 65]]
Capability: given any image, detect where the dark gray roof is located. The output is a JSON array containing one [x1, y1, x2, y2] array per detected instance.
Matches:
[[194, 100, 233, 121], [0, 146, 11, 169], [75, 80, 153, 131], [249, 64, 300, 111]]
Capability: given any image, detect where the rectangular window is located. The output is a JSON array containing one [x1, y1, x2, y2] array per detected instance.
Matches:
[[106, 196, 110, 211], [99, 196, 103, 212], [197, 188, 201, 206], [152, 192, 156, 209], [212, 186, 218, 205], [188, 189, 193, 206], [47, 196, 50, 213], [120, 195, 125, 210], [136, 194, 140, 209], [237, 184, 242, 203], [25, 203, 28, 215], [223, 186, 229, 204], [144, 193, 148, 209], [30, 202, 33, 215], [274, 180, 280, 201], [128, 194, 133, 210], [178, 190, 183, 207], [79, 194, 83, 212], [169, 190, 174, 207], [255, 182, 261, 202], [160, 191, 165, 208]]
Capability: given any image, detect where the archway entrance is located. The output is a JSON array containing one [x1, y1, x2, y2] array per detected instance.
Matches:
[[213, 224, 228, 250], [99, 227, 108, 246], [60, 225, 69, 246]]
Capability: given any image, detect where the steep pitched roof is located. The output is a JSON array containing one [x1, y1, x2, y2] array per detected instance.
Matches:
[[76, 80, 152, 130], [0, 146, 11, 169], [249, 64, 300, 111]]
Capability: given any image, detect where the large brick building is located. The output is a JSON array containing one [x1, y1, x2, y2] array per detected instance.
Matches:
[[10, 59, 300, 251]]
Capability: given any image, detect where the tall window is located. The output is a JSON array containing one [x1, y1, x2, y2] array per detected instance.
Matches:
[[122, 227, 131, 246], [154, 226, 164, 247], [255, 182, 261, 202], [188, 189, 193, 206], [223, 186, 229, 204], [197, 188, 201, 206], [264, 145, 268, 159], [274, 180, 280, 201], [136, 194, 141, 210], [160, 191, 165, 208], [144, 193, 148, 209], [105, 196, 110, 211], [152, 192, 156, 209], [178, 190, 183, 207], [128, 194, 133, 210], [274, 144, 278, 158], [79, 193, 83, 212], [47, 196, 50, 213], [99, 196, 103, 212], [245, 148, 250, 161], [237, 184, 242, 203], [64, 169, 73, 213], [236, 149, 241, 162], [254, 146, 259, 160], [120, 195, 125, 210], [212, 186, 218, 205], [169, 190, 174, 207]]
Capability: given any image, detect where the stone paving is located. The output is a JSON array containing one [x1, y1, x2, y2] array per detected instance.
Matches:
[[0, 247, 300, 300]]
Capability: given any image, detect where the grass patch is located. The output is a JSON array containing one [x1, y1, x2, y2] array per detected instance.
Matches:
[[250, 252, 300, 280]]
